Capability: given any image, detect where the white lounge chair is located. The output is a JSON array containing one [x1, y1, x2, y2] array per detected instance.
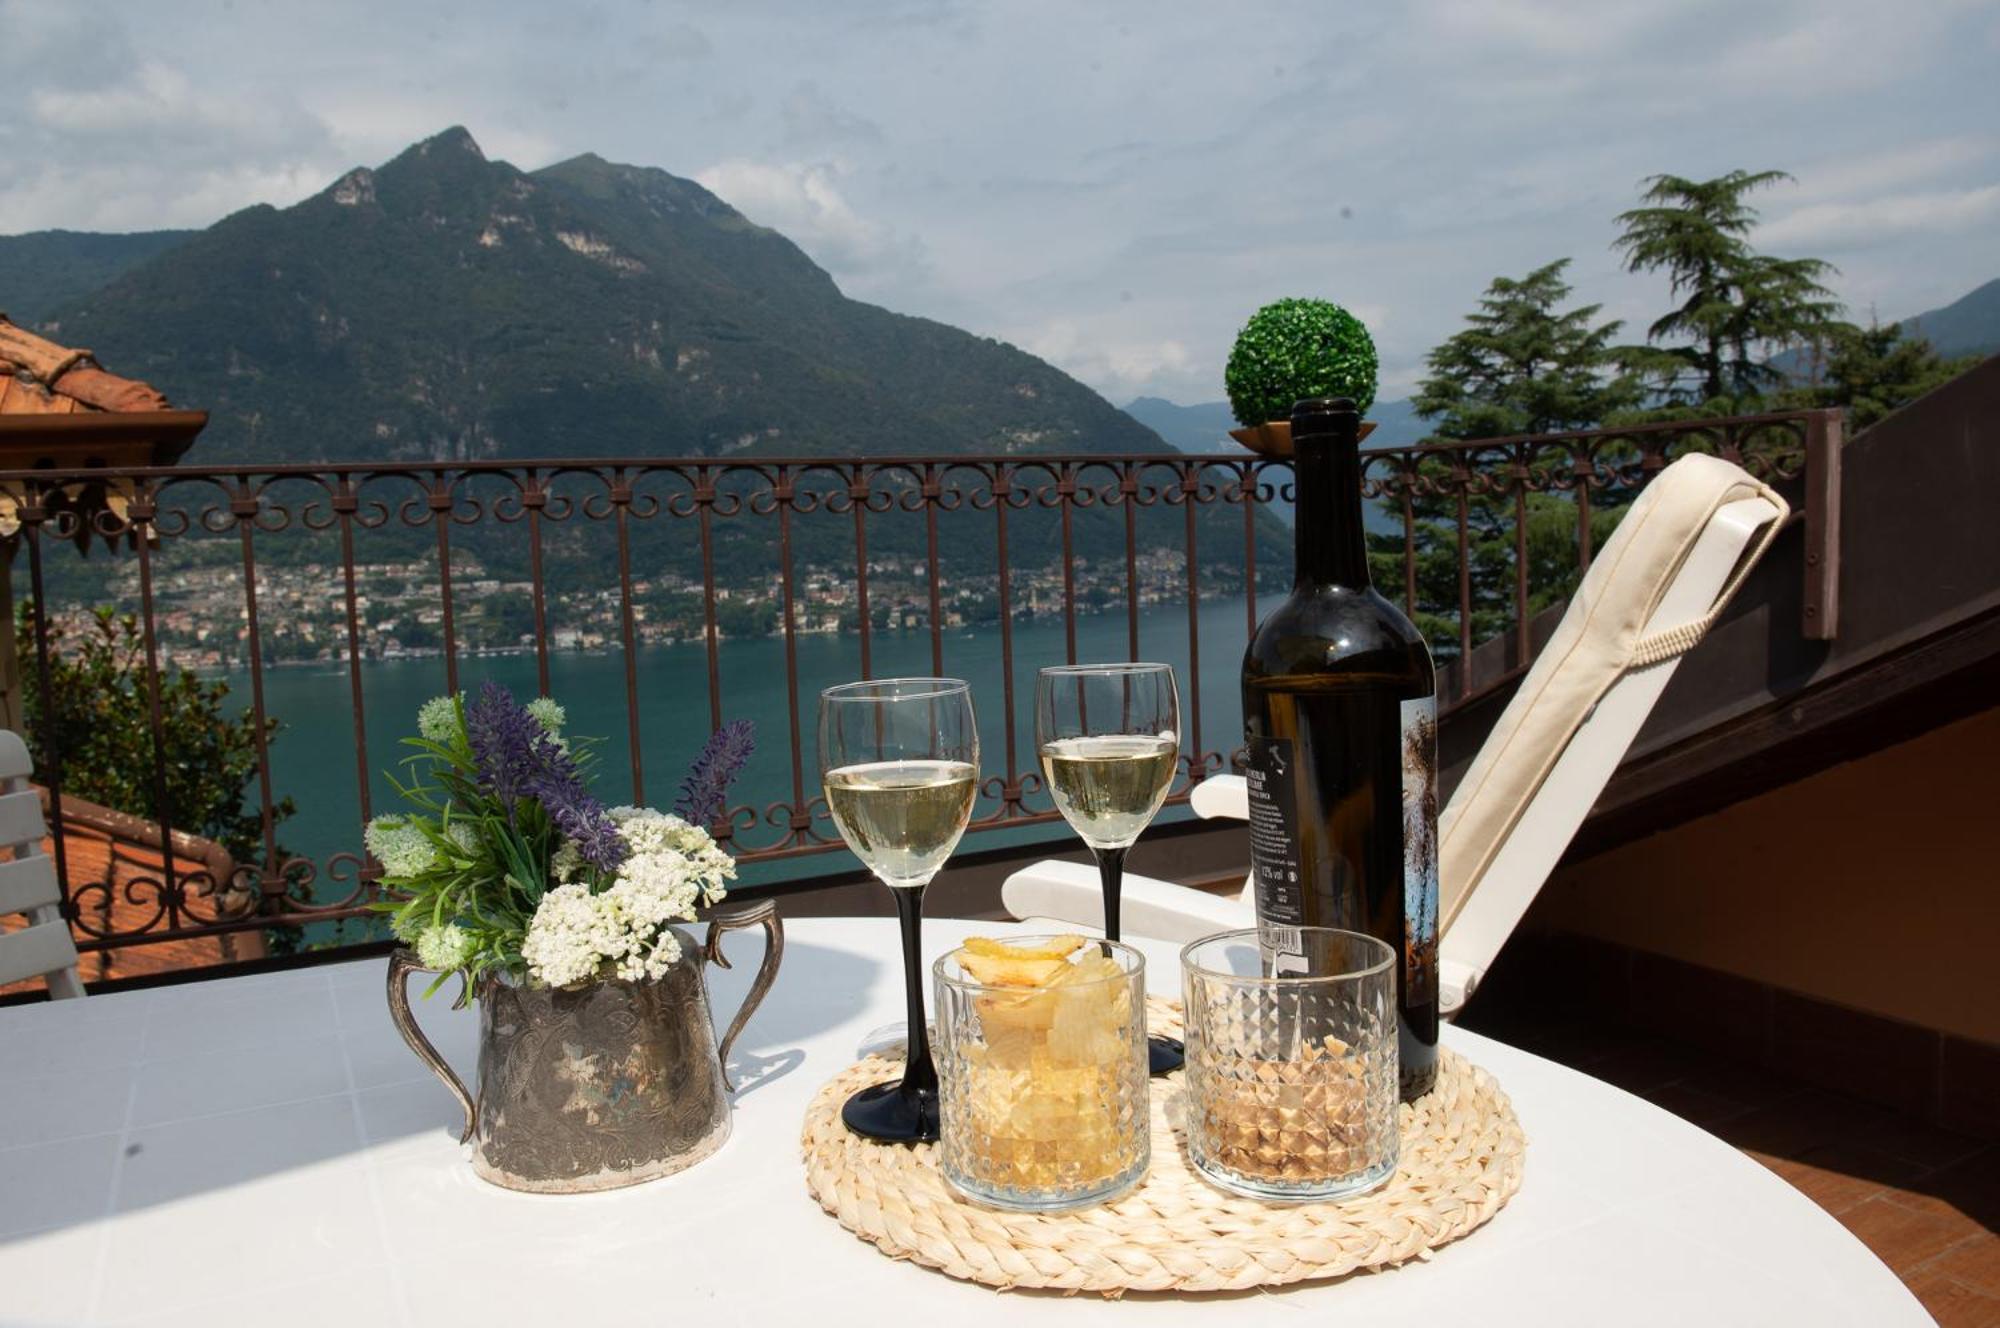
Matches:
[[1003, 453, 1788, 1020], [0, 730, 86, 998]]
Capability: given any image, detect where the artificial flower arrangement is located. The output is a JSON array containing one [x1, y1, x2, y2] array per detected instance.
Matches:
[[368, 682, 754, 992]]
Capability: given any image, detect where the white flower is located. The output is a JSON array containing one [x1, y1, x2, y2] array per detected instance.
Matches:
[[417, 694, 461, 744], [365, 815, 438, 879], [521, 806, 735, 988], [525, 696, 566, 735], [415, 923, 475, 972], [443, 820, 480, 859], [389, 903, 426, 944], [550, 838, 585, 884]]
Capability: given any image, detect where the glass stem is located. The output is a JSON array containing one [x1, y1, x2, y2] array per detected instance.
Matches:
[[1096, 845, 1127, 943], [894, 885, 937, 1095]]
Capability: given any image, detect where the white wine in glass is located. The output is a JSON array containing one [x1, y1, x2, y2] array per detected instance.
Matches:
[[1039, 734, 1178, 850], [1035, 662, 1184, 1075], [823, 759, 979, 889], [820, 678, 979, 1143]]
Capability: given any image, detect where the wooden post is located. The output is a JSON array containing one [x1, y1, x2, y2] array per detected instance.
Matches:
[[1803, 409, 1842, 641]]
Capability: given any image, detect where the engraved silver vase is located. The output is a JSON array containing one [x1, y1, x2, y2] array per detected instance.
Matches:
[[387, 900, 783, 1194]]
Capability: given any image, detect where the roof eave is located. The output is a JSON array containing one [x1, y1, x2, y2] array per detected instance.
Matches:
[[0, 410, 210, 465]]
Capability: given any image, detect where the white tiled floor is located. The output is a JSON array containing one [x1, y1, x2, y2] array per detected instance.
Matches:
[[0, 1136, 120, 1240]]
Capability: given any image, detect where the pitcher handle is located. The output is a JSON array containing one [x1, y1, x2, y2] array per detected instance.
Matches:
[[386, 949, 477, 1143], [703, 899, 784, 1093]]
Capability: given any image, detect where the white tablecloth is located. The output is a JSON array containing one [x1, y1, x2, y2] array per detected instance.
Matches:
[[0, 917, 1930, 1326]]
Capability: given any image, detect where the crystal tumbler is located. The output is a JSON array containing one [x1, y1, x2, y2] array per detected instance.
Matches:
[[1180, 927, 1399, 1202], [933, 937, 1149, 1211]]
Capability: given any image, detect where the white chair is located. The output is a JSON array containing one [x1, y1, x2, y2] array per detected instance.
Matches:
[[1004, 453, 1788, 1020], [0, 730, 86, 998]]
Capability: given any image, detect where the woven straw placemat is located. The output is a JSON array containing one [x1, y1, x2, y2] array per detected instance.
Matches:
[[801, 998, 1526, 1296]]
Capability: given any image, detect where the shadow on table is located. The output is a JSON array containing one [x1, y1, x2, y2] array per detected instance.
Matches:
[[0, 938, 881, 1245]]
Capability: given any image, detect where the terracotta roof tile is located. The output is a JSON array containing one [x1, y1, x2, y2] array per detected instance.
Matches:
[[0, 316, 173, 417], [1, 799, 258, 996]]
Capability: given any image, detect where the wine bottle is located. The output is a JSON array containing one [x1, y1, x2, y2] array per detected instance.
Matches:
[[1241, 397, 1440, 1101]]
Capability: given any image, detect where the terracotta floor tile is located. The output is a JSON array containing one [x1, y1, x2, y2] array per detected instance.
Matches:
[[1768, 1147, 1912, 1216], [1924, 1234, 2000, 1298], [1919, 1148, 2000, 1232], [1672, 1060, 1812, 1114], [1861, 1117, 1993, 1173], [1708, 1090, 1891, 1158], [1581, 1037, 1712, 1096], [1642, 1081, 1761, 1129], [1841, 1195, 1983, 1274], [1901, 1271, 2000, 1328]]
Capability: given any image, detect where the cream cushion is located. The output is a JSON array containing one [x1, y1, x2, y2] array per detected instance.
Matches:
[[1436, 453, 1788, 935]]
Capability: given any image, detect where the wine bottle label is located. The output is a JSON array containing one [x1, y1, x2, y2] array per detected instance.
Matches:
[[1244, 734, 1308, 976], [1402, 694, 1439, 1001]]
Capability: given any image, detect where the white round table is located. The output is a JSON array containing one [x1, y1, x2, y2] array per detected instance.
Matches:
[[0, 917, 1930, 1326]]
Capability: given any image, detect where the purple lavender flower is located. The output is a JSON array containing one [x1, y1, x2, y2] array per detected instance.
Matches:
[[465, 682, 625, 874], [465, 682, 545, 807], [674, 720, 755, 828], [531, 753, 626, 874]]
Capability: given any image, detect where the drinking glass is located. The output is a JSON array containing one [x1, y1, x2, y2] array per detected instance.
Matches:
[[820, 678, 979, 1143], [1180, 927, 1399, 1201], [933, 937, 1149, 1211], [1035, 662, 1184, 1074]]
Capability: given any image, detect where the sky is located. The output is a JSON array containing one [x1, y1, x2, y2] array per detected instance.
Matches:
[[4, 0, 1997, 406]]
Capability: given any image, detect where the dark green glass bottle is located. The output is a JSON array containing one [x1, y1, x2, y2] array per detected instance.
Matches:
[[1240, 396, 1440, 1101]]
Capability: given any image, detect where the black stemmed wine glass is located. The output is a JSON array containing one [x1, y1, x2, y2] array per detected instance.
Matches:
[[819, 678, 979, 1142], [1035, 662, 1186, 1076]]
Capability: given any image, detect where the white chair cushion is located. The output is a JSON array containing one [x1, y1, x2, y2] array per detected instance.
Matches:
[[1438, 453, 1788, 935]]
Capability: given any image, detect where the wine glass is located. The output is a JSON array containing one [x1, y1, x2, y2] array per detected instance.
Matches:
[[1035, 662, 1186, 1075], [819, 678, 979, 1143]]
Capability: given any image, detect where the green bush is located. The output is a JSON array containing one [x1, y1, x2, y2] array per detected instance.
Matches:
[[1225, 298, 1379, 425]]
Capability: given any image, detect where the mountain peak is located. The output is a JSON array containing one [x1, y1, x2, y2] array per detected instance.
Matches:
[[421, 126, 485, 159]]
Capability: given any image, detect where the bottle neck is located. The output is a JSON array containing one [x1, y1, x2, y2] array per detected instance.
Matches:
[[1293, 434, 1371, 591]]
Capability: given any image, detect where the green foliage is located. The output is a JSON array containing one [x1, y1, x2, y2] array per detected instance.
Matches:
[[0, 230, 196, 325], [1225, 298, 1379, 425], [17, 603, 293, 865], [1783, 322, 1979, 431], [1412, 260, 1644, 440], [1613, 171, 1841, 406], [370, 694, 557, 984], [1370, 495, 1626, 653]]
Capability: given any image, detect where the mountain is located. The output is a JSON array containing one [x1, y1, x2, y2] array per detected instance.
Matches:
[[22, 127, 1164, 465], [9, 129, 1295, 591], [1903, 278, 2000, 360], [0, 229, 196, 325], [1122, 394, 1431, 451], [1122, 397, 1236, 451]]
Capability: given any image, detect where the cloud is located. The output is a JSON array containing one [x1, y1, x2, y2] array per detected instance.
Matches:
[[1759, 184, 2000, 249], [694, 158, 924, 288], [642, 22, 712, 62], [1014, 318, 1194, 401], [780, 82, 884, 150], [2, 0, 1994, 405]]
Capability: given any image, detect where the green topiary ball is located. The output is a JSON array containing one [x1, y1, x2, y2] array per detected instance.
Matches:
[[1225, 298, 1379, 426]]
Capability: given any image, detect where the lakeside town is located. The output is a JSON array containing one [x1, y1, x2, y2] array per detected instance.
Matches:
[[55, 545, 1250, 672]]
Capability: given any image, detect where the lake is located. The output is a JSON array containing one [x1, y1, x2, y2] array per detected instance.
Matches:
[[229, 596, 1266, 891]]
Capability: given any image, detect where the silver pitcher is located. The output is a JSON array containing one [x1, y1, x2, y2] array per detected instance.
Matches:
[[387, 899, 783, 1194]]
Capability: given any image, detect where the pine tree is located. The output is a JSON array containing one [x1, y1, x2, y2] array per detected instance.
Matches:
[[1614, 171, 1840, 407], [1788, 322, 1977, 431], [1412, 260, 1644, 439]]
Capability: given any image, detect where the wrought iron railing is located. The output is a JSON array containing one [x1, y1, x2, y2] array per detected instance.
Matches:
[[1, 408, 1839, 966]]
